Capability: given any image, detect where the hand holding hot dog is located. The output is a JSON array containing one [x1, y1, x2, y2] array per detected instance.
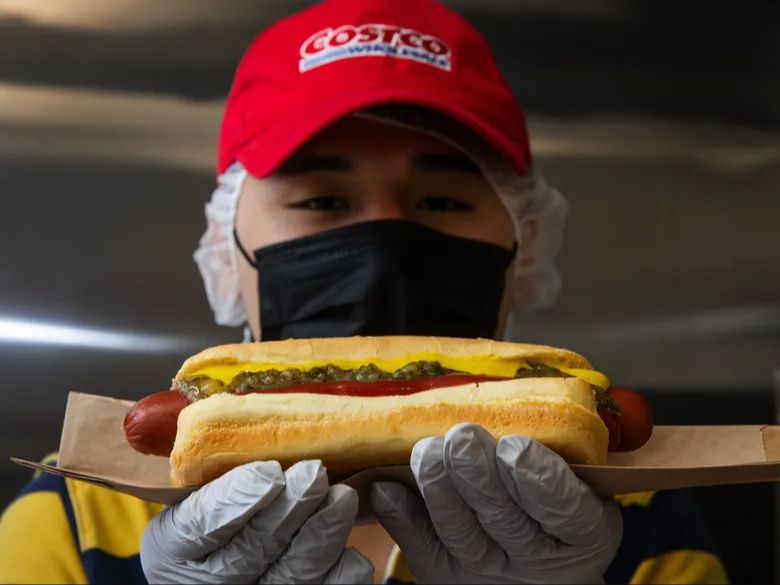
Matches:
[[140, 460, 373, 584], [372, 424, 622, 584]]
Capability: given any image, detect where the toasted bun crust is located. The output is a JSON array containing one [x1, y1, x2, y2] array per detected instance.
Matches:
[[169, 377, 608, 487], [175, 336, 593, 379]]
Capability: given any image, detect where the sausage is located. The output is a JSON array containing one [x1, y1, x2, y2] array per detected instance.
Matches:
[[123, 390, 188, 457], [123, 382, 654, 458], [598, 407, 622, 451], [608, 387, 654, 452]]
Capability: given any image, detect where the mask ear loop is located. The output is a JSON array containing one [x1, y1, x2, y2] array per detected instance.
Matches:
[[233, 229, 259, 269], [233, 229, 259, 341]]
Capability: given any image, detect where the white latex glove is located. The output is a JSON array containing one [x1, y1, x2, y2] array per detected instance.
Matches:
[[371, 423, 622, 584], [141, 460, 374, 584]]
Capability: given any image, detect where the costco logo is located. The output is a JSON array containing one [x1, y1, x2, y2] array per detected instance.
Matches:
[[299, 24, 452, 72]]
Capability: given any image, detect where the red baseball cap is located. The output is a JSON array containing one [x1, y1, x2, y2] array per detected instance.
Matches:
[[218, 0, 531, 177]]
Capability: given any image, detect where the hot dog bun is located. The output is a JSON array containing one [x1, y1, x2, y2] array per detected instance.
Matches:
[[175, 336, 595, 380], [169, 376, 608, 487]]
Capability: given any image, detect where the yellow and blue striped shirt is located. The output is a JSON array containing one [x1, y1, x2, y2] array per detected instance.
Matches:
[[0, 455, 727, 584]]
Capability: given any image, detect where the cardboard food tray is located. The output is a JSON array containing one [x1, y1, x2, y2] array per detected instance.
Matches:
[[12, 392, 780, 520]]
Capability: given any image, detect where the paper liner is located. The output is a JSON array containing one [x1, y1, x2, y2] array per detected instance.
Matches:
[[12, 392, 780, 519]]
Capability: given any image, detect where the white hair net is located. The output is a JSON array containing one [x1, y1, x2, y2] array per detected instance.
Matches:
[[193, 163, 248, 327], [194, 107, 568, 340]]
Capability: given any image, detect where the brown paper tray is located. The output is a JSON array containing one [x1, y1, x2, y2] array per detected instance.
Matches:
[[12, 392, 780, 520]]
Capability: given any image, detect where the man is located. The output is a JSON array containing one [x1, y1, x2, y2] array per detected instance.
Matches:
[[0, 0, 728, 583]]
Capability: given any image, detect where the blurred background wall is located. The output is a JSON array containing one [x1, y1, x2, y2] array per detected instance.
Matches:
[[1, 1, 778, 581]]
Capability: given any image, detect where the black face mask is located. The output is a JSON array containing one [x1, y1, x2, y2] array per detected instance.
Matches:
[[235, 220, 516, 341]]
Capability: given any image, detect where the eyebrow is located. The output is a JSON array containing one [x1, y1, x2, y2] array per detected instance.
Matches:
[[274, 154, 353, 175], [412, 152, 482, 174]]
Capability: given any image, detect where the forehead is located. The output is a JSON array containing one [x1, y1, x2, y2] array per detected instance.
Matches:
[[296, 115, 460, 155]]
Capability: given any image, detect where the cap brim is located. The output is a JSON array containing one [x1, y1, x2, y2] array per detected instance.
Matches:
[[235, 87, 528, 177]]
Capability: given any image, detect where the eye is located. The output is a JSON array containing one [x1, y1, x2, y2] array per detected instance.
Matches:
[[416, 196, 472, 212], [291, 196, 350, 211]]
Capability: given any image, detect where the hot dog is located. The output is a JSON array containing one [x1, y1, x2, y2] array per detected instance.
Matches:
[[122, 336, 654, 486]]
